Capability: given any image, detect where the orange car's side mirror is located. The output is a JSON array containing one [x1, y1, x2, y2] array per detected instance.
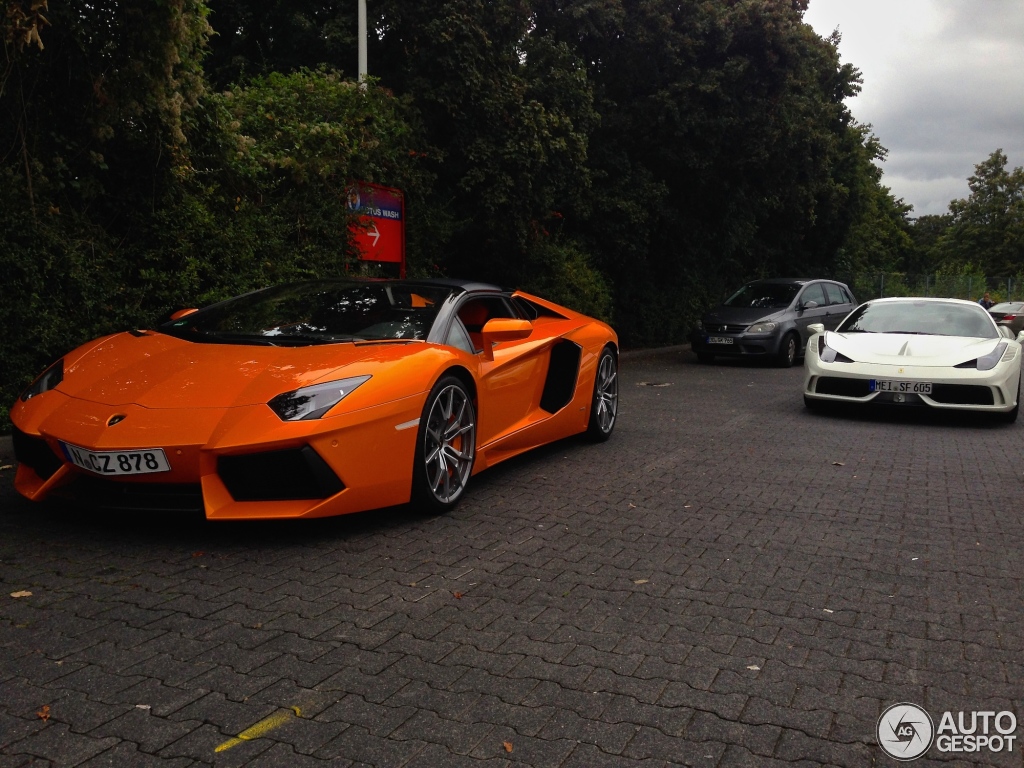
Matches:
[[481, 318, 533, 344], [169, 308, 200, 321]]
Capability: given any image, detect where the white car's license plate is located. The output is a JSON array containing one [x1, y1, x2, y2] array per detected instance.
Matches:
[[707, 336, 734, 345], [60, 442, 172, 476], [871, 380, 932, 394]]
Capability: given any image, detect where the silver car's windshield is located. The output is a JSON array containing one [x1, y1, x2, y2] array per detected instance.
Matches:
[[724, 282, 800, 309], [838, 301, 998, 339]]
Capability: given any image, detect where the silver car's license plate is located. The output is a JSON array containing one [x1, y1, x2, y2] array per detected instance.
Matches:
[[870, 380, 932, 394], [707, 336, 733, 345], [60, 442, 172, 476]]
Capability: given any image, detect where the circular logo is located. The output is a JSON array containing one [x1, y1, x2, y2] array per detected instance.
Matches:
[[877, 703, 935, 761]]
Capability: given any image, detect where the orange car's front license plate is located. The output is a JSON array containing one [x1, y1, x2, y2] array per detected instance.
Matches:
[[60, 442, 172, 476]]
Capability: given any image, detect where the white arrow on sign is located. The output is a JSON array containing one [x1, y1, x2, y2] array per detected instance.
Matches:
[[368, 222, 380, 247]]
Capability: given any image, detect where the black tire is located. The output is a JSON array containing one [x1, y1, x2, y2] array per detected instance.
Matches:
[[696, 350, 715, 364], [411, 376, 476, 514], [776, 333, 798, 368], [586, 347, 618, 442]]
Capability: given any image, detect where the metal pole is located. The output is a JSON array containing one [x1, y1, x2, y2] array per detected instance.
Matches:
[[358, 0, 368, 84]]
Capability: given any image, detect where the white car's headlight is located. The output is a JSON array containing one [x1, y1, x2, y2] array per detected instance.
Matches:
[[816, 334, 853, 364], [268, 375, 371, 421], [747, 321, 777, 334], [977, 341, 1009, 371]]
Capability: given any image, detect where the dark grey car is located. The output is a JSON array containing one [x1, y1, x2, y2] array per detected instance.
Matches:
[[691, 278, 857, 367]]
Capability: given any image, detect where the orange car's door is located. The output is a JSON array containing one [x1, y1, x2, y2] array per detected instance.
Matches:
[[453, 296, 550, 448], [474, 330, 552, 448]]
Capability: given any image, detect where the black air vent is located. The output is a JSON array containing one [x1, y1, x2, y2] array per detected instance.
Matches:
[[218, 446, 344, 501], [540, 341, 582, 413], [11, 427, 63, 480], [53, 476, 204, 514], [815, 377, 872, 398], [929, 384, 994, 405]]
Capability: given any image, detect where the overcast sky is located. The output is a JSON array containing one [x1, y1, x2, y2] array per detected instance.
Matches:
[[803, 0, 1024, 218]]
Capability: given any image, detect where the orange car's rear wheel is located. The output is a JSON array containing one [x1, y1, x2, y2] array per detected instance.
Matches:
[[413, 376, 476, 513], [586, 346, 618, 442]]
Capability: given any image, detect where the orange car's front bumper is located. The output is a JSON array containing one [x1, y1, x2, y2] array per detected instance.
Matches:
[[12, 390, 427, 519]]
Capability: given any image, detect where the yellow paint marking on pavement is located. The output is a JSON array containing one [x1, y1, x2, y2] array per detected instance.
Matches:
[[214, 707, 301, 753]]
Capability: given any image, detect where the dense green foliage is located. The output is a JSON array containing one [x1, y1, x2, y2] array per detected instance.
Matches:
[[3, 0, 1020, 431]]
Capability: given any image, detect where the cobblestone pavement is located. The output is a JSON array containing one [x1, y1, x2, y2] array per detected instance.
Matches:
[[1, 349, 1022, 767]]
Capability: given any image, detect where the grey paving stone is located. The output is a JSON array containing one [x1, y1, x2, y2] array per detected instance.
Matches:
[[4, 354, 1024, 768], [5, 722, 118, 766]]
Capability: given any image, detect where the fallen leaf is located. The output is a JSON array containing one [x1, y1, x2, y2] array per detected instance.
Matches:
[[503, 741, 513, 753], [746, 665, 761, 671], [10, 591, 32, 598], [0, 464, 13, 471], [136, 704, 151, 710], [192, 551, 204, 558], [453, 592, 463, 599], [628, 503, 637, 508], [633, 579, 649, 585], [823, 608, 834, 613], [831, 461, 844, 466], [36, 705, 50, 721]]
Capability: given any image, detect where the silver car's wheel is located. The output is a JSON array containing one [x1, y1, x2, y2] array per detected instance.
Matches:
[[777, 333, 798, 368], [413, 376, 476, 512], [586, 347, 618, 441]]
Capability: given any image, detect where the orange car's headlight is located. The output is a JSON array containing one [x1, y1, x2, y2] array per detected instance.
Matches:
[[268, 375, 371, 421], [21, 359, 64, 401]]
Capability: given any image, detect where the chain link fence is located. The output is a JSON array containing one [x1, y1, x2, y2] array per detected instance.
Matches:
[[838, 275, 1022, 304]]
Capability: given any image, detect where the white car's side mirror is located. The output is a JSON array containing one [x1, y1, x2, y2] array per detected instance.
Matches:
[[807, 323, 825, 336]]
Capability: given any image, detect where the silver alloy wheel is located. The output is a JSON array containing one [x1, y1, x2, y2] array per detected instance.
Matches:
[[593, 352, 618, 433], [423, 383, 476, 504]]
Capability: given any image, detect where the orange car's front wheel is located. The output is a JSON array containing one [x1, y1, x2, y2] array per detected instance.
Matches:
[[412, 376, 477, 513]]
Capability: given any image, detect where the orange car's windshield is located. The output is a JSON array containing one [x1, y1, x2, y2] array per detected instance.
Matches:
[[159, 281, 453, 345]]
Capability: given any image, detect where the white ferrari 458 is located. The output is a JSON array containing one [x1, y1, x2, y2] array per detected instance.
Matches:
[[804, 297, 1024, 422]]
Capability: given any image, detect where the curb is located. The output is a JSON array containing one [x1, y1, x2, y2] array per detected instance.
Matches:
[[620, 343, 693, 361]]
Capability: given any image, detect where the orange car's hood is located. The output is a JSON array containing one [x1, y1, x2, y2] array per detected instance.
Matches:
[[59, 331, 400, 408]]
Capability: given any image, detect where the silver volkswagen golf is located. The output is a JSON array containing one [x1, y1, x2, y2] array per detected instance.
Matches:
[[691, 278, 857, 367]]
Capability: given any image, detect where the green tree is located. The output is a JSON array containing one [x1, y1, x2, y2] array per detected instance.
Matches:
[[905, 213, 951, 275], [531, 0, 878, 343], [936, 150, 1024, 276]]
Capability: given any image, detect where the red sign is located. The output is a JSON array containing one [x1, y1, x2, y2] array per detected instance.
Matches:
[[348, 182, 406, 277]]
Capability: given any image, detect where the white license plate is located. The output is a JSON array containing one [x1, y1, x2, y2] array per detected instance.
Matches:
[[707, 336, 734, 345], [60, 442, 172, 476], [871, 380, 932, 394]]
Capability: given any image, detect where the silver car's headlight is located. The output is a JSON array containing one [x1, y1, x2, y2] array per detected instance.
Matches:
[[268, 375, 371, 421], [747, 321, 777, 334]]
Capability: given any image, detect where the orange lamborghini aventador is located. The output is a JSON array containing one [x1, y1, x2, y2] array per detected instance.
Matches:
[[11, 279, 618, 519]]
